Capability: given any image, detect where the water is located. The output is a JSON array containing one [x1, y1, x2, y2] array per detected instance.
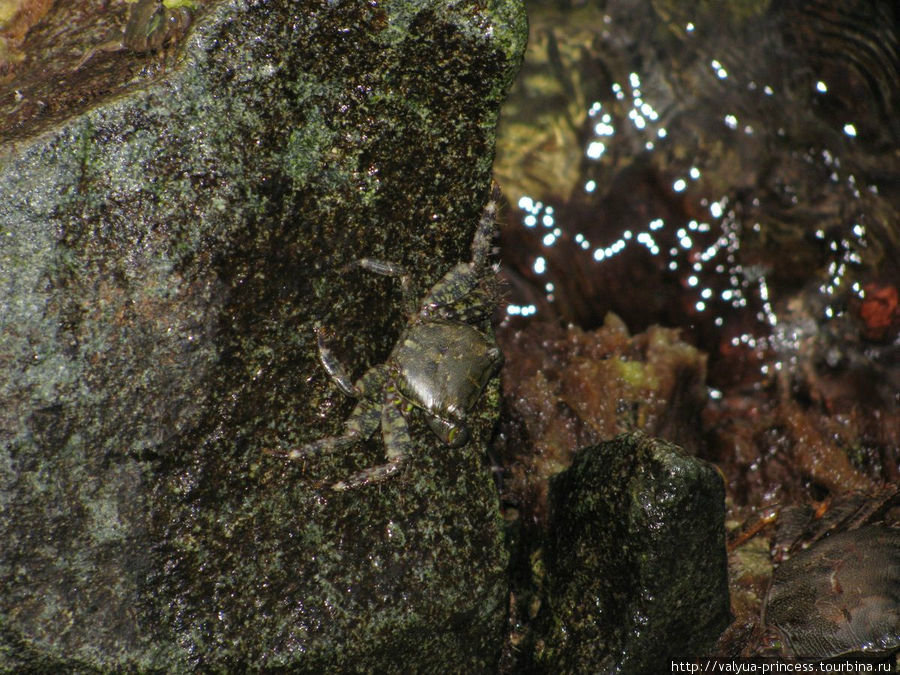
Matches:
[[494, 0, 899, 391]]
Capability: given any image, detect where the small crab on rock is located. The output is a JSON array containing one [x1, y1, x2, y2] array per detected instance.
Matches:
[[269, 191, 505, 490], [75, 0, 196, 70]]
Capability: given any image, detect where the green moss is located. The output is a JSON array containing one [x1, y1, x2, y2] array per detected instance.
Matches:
[[0, 0, 526, 670], [614, 358, 658, 390], [539, 433, 730, 672]]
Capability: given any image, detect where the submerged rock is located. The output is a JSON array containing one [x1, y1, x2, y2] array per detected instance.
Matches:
[[538, 432, 729, 673], [0, 0, 526, 670]]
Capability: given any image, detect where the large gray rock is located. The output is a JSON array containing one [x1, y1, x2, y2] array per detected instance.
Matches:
[[540, 432, 730, 673], [0, 0, 526, 670]]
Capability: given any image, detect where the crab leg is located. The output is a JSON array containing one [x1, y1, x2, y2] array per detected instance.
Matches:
[[346, 258, 416, 310], [470, 193, 499, 270], [316, 327, 358, 396], [317, 328, 388, 398], [267, 361, 388, 460], [332, 389, 414, 490], [418, 265, 494, 324], [417, 199, 498, 320], [267, 398, 381, 459]]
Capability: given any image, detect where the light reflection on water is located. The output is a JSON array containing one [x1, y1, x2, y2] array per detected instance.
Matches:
[[493, 5, 900, 658], [493, 0, 898, 384]]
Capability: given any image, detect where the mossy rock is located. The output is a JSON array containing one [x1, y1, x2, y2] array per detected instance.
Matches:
[[540, 432, 730, 672], [0, 0, 526, 670]]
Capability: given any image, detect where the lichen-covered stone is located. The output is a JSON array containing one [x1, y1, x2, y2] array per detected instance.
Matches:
[[539, 432, 729, 673], [0, 0, 526, 670]]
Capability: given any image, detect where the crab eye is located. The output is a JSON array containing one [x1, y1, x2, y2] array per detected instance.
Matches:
[[447, 426, 469, 448]]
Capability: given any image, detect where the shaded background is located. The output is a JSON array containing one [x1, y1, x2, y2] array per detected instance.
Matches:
[[490, 0, 899, 660]]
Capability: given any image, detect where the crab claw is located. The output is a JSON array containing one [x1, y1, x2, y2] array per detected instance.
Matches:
[[426, 415, 470, 448]]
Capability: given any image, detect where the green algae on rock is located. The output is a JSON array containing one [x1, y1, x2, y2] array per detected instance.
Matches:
[[0, 0, 526, 670], [538, 432, 729, 673], [496, 314, 708, 525]]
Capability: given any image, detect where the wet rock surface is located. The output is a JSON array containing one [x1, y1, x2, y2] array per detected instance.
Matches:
[[538, 433, 729, 673], [0, 0, 526, 670], [494, 317, 721, 671], [5, 0, 899, 668], [495, 314, 708, 524]]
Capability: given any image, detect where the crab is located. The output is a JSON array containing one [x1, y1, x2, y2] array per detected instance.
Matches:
[[761, 525, 900, 659], [75, 0, 196, 70], [269, 194, 504, 490]]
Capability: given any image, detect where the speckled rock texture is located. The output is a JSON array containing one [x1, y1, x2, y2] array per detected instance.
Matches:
[[540, 432, 730, 673], [0, 0, 526, 670]]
